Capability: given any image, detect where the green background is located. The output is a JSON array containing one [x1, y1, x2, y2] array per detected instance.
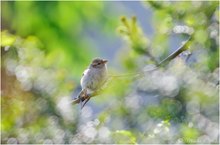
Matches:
[[1, 1, 219, 144]]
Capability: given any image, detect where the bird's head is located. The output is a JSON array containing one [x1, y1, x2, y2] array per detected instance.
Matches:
[[90, 58, 108, 69]]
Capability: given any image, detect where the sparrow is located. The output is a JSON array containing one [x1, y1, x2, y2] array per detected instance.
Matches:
[[78, 58, 108, 108]]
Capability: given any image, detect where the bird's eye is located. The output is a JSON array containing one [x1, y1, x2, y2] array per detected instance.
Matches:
[[97, 63, 101, 65]]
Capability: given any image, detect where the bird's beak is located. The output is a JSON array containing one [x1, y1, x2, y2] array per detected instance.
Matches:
[[102, 59, 108, 64]]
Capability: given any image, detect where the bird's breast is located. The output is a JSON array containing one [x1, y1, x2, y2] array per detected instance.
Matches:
[[80, 67, 107, 91]]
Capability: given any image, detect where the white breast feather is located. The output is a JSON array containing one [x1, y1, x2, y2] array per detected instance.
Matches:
[[80, 66, 107, 94]]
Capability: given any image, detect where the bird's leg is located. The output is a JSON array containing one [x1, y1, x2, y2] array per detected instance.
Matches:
[[80, 89, 87, 108], [80, 97, 83, 108], [80, 89, 92, 109], [81, 94, 91, 109]]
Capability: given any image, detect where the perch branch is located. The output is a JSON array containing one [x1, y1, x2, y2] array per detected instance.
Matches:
[[71, 87, 104, 104], [72, 35, 193, 104]]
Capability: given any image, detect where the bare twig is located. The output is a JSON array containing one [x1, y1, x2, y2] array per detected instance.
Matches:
[[157, 36, 192, 66], [72, 36, 193, 104], [144, 49, 159, 65], [109, 36, 192, 79]]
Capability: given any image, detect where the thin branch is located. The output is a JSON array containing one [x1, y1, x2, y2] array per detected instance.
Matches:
[[109, 66, 158, 79], [157, 36, 192, 66], [72, 35, 193, 104], [109, 36, 193, 79], [144, 49, 159, 65]]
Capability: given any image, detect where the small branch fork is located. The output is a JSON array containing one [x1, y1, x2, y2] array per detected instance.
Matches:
[[71, 36, 193, 105]]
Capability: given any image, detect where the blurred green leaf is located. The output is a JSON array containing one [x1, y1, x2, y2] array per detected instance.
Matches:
[[112, 130, 137, 144], [1, 31, 16, 47], [181, 125, 199, 144]]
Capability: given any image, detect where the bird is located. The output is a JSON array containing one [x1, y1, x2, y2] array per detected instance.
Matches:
[[77, 58, 108, 109]]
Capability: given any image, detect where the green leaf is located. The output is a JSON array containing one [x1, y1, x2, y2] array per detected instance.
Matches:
[[1, 31, 16, 47], [181, 125, 199, 144], [112, 130, 137, 144]]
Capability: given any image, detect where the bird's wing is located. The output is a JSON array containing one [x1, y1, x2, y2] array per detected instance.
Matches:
[[82, 69, 89, 76]]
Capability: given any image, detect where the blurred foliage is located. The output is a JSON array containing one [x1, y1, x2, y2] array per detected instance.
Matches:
[[112, 130, 136, 144], [2, 1, 118, 78], [1, 1, 219, 144]]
